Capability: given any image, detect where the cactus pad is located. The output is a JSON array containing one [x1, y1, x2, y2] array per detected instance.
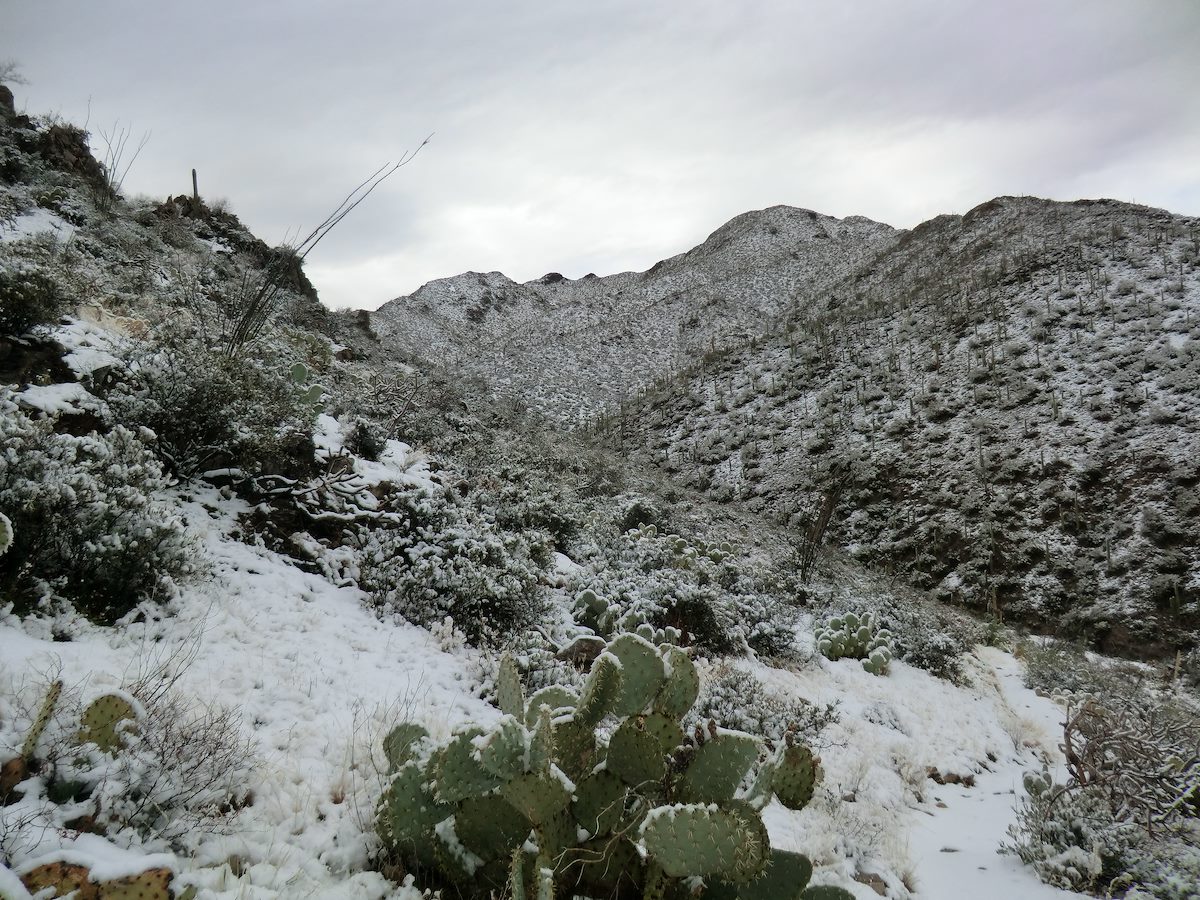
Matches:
[[382, 722, 428, 773], [500, 772, 572, 825], [572, 770, 625, 838], [773, 744, 820, 811], [377, 760, 451, 852], [434, 729, 503, 803], [80, 693, 140, 753], [607, 718, 666, 786], [97, 867, 174, 899], [21, 679, 62, 761], [496, 654, 525, 724], [576, 654, 623, 727], [677, 732, 761, 803], [477, 716, 527, 780], [641, 713, 685, 753], [526, 685, 578, 719], [607, 634, 666, 716], [455, 794, 532, 861], [641, 803, 767, 880], [654, 647, 699, 718]]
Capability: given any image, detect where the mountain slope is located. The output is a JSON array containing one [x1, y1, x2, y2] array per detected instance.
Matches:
[[370, 206, 896, 421], [616, 196, 1200, 653]]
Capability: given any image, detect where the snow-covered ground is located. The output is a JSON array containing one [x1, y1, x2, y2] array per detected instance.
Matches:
[[1, 496, 1082, 898]]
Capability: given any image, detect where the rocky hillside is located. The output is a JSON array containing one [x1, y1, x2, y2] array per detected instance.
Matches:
[[614, 196, 1200, 655], [371, 194, 1200, 655], [370, 206, 895, 421]]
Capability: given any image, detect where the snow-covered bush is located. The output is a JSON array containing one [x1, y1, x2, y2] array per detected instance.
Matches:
[[571, 523, 794, 656], [0, 394, 198, 622], [1005, 680, 1200, 897], [0, 267, 65, 337], [358, 486, 547, 645], [816, 611, 893, 675], [105, 325, 316, 477], [1004, 777, 1141, 893], [687, 663, 839, 744]]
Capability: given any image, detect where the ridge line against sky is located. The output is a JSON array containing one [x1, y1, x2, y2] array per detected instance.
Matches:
[[6, 0, 1200, 310]]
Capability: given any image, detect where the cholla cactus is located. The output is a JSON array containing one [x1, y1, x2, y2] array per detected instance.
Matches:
[[816, 612, 893, 676], [376, 637, 845, 900]]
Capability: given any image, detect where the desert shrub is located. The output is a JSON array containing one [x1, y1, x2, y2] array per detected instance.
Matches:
[[1017, 639, 1143, 696], [1005, 683, 1200, 897], [106, 325, 316, 477], [484, 473, 583, 550], [571, 524, 794, 656], [358, 486, 547, 645], [0, 267, 65, 337], [0, 394, 198, 622], [1004, 777, 1142, 892], [687, 663, 839, 744], [343, 417, 383, 461]]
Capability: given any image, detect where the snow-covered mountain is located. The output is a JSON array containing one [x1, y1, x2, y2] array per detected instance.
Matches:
[[370, 206, 896, 421], [372, 195, 1200, 654]]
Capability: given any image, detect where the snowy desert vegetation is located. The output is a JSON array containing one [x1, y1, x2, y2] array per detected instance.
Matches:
[[1, 89, 1198, 900]]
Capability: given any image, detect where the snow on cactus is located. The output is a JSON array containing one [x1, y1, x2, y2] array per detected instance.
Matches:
[[0, 511, 12, 557], [815, 611, 893, 675]]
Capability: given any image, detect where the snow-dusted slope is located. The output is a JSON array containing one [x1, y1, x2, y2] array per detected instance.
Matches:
[[621, 197, 1200, 651], [370, 207, 896, 421]]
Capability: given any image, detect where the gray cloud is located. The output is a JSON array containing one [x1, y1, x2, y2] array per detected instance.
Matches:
[[6, 0, 1199, 309]]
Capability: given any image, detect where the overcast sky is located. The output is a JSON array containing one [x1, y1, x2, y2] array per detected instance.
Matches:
[[6, 1, 1200, 310]]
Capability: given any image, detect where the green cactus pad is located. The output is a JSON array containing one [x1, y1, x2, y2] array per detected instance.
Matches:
[[773, 744, 820, 811], [478, 716, 527, 780], [497, 654, 525, 724], [677, 732, 761, 803], [528, 705, 555, 774], [435, 728, 503, 803], [501, 771, 572, 825], [654, 647, 699, 719], [382, 722, 429, 773], [455, 794, 533, 861], [80, 692, 140, 753], [641, 713, 685, 753], [572, 770, 625, 838], [554, 716, 600, 783], [21, 679, 62, 761], [734, 849, 814, 900], [576, 653, 623, 727], [377, 760, 451, 854], [607, 717, 667, 786], [526, 685, 578, 719], [641, 803, 767, 880], [290, 362, 310, 384], [607, 634, 666, 716]]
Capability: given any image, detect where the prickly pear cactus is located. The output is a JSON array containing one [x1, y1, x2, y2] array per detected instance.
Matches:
[[21, 679, 62, 761], [815, 611, 893, 675], [79, 693, 140, 753], [18, 862, 175, 900], [375, 633, 831, 900], [0, 511, 12, 557], [496, 653, 525, 724]]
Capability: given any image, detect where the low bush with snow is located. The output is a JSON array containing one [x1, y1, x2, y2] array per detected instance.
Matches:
[[0, 391, 198, 622]]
